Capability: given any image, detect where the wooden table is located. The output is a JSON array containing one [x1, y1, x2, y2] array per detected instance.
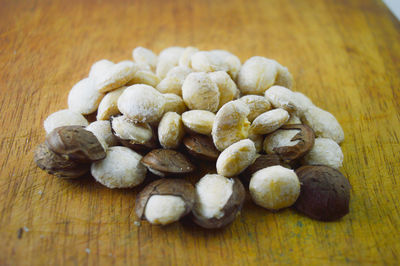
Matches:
[[1, 0, 399, 265]]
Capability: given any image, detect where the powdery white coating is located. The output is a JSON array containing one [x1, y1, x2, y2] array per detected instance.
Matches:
[[144, 195, 186, 225], [239, 95, 272, 122], [212, 100, 251, 151], [97, 87, 126, 120], [158, 112, 184, 149], [156, 47, 185, 79], [126, 69, 160, 87], [89, 59, 114, 79], [86, 121, 118, 149], [95, 61, 138, 93], [263, 129, 300, 154], [274, 61, 294, 90], [249, 166, 300, 210], [251, 108, 290, 135], [237, 56, 278, 95], [118, 84, 166, 123], [43, 109, 88, 134], [68, 77, 104, 115], [301, 106, 344, 144], [209, 71, 239, 109], [285, 114, 302, 124], [216, 139, 257, 177], [111, 115, 152, 144], [178, 46, 199, 68], [91, 146, 147, 188], [181, 72, 220, 112], [156, 66, 193, 96], [181, 110, 215, 135], [194, 174, 234, 219], [132, 47, 158, 70], [163, 93, 187, 114], [264, 86, 312, 116], [249, 133, 264, 153], [302, 138, 344, 169], [191, 50, 241, 80]]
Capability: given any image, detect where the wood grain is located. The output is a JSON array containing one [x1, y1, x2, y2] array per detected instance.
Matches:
[[0, 0, 399, 265]]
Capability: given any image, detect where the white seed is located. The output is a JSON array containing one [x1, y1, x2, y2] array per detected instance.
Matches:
[[248, 133, 264, 153], [285, 114, 302, 124], [86, 121, 118, 149], [182, 72, 220, 112], [193, 174, 233, 219], [126, 69, 160, 87], [144, 195, 186, 225], [118, 84, 166, 123], [158, 112, 184, 149], [301, 106, 344, 144], [132, 47, 158, 70], [249, 165, 300, 210], [251, 108, 289, 135], [156, 66, 192, 95], [212, 100, 250, 151], [191, 50, 241, 80], [89, 59, 114, 79], [179, 46, 199, 68], [216, 139, 256, 177], [68, 77, 104, 115], [163, 93, 187, 114], [111, 115, 152, 144], [96, 87, 126, 120], [44, 109, 88, 134], [263, 129, 299, 154], [95, 61, 138, 93], [302, 138, 343, 169], [264, 86, 312, 115], [156, 47, 185, 79], [181, 110, 215, 135], [209, 71, 239, 109], [237, 56, 278, 95], [239, 95, 272, 122], [91, 146, 147, 188], [274, 61, 294, 89]]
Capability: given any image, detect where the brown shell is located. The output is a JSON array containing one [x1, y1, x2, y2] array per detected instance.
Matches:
[[34, 143, 89, 178], [135, 178, 195, 220], [272, 124, 315, 163], [183, 134, 220, 161], [192, 178, 246, 229], [45, 126, 106, 162], [141, 149, 195, 175], [240, 154, 290, 184], [295, 165, 351, 221]]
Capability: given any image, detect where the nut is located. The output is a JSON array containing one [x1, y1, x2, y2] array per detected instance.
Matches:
[[181, 110, 215, 135], [43, 109, 88, 134], [216, 139, 256, 177], [183, 134, 220, 161], [250, 108, 290, 135], [239, 95, 272, 122], [237, 56, 278, 95], [34, 143, 89, 178], [178, 46, 199, 68], [136, 179, 195, 225], [132, 47, 158, 71], [285, 114, 301, 124], [91, 146, 147, 188], [89, 59, 114, 79], [86, 120, 118, 149], [156, 66, 193, 95], [163, 93, 187, 114], [192, 174, 245, 229], [302, 137, 343, 169], [209, 71, 239, 109], [67, 77, 104, 115], [249, 165, 300, 211], [156, 47, 185, 79], [95, 61, 138, 93], [141, 149, 195, 177], [158, 112, 185, 149], [274, 62, 294, 89], [126, 69, 160, 87], [96, 86, 126, 120], [248, 133, 264, 153], [301, 106, 344, 144], [294, 165, 351, 221], [45, 126, 106, 162], [264, 86, 311, 115], [182, 72, 220, 112], [212, 100, 250, 151], [117, 84, 166, 123]]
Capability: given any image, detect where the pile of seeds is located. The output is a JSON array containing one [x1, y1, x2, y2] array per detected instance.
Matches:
[[35, 46, 351, 227]]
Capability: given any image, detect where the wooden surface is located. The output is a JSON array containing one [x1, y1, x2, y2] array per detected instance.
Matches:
[[1, 0, 399, 265]]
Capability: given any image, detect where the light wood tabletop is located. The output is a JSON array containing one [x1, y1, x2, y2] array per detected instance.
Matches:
[[0, 0, 399, 265]]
